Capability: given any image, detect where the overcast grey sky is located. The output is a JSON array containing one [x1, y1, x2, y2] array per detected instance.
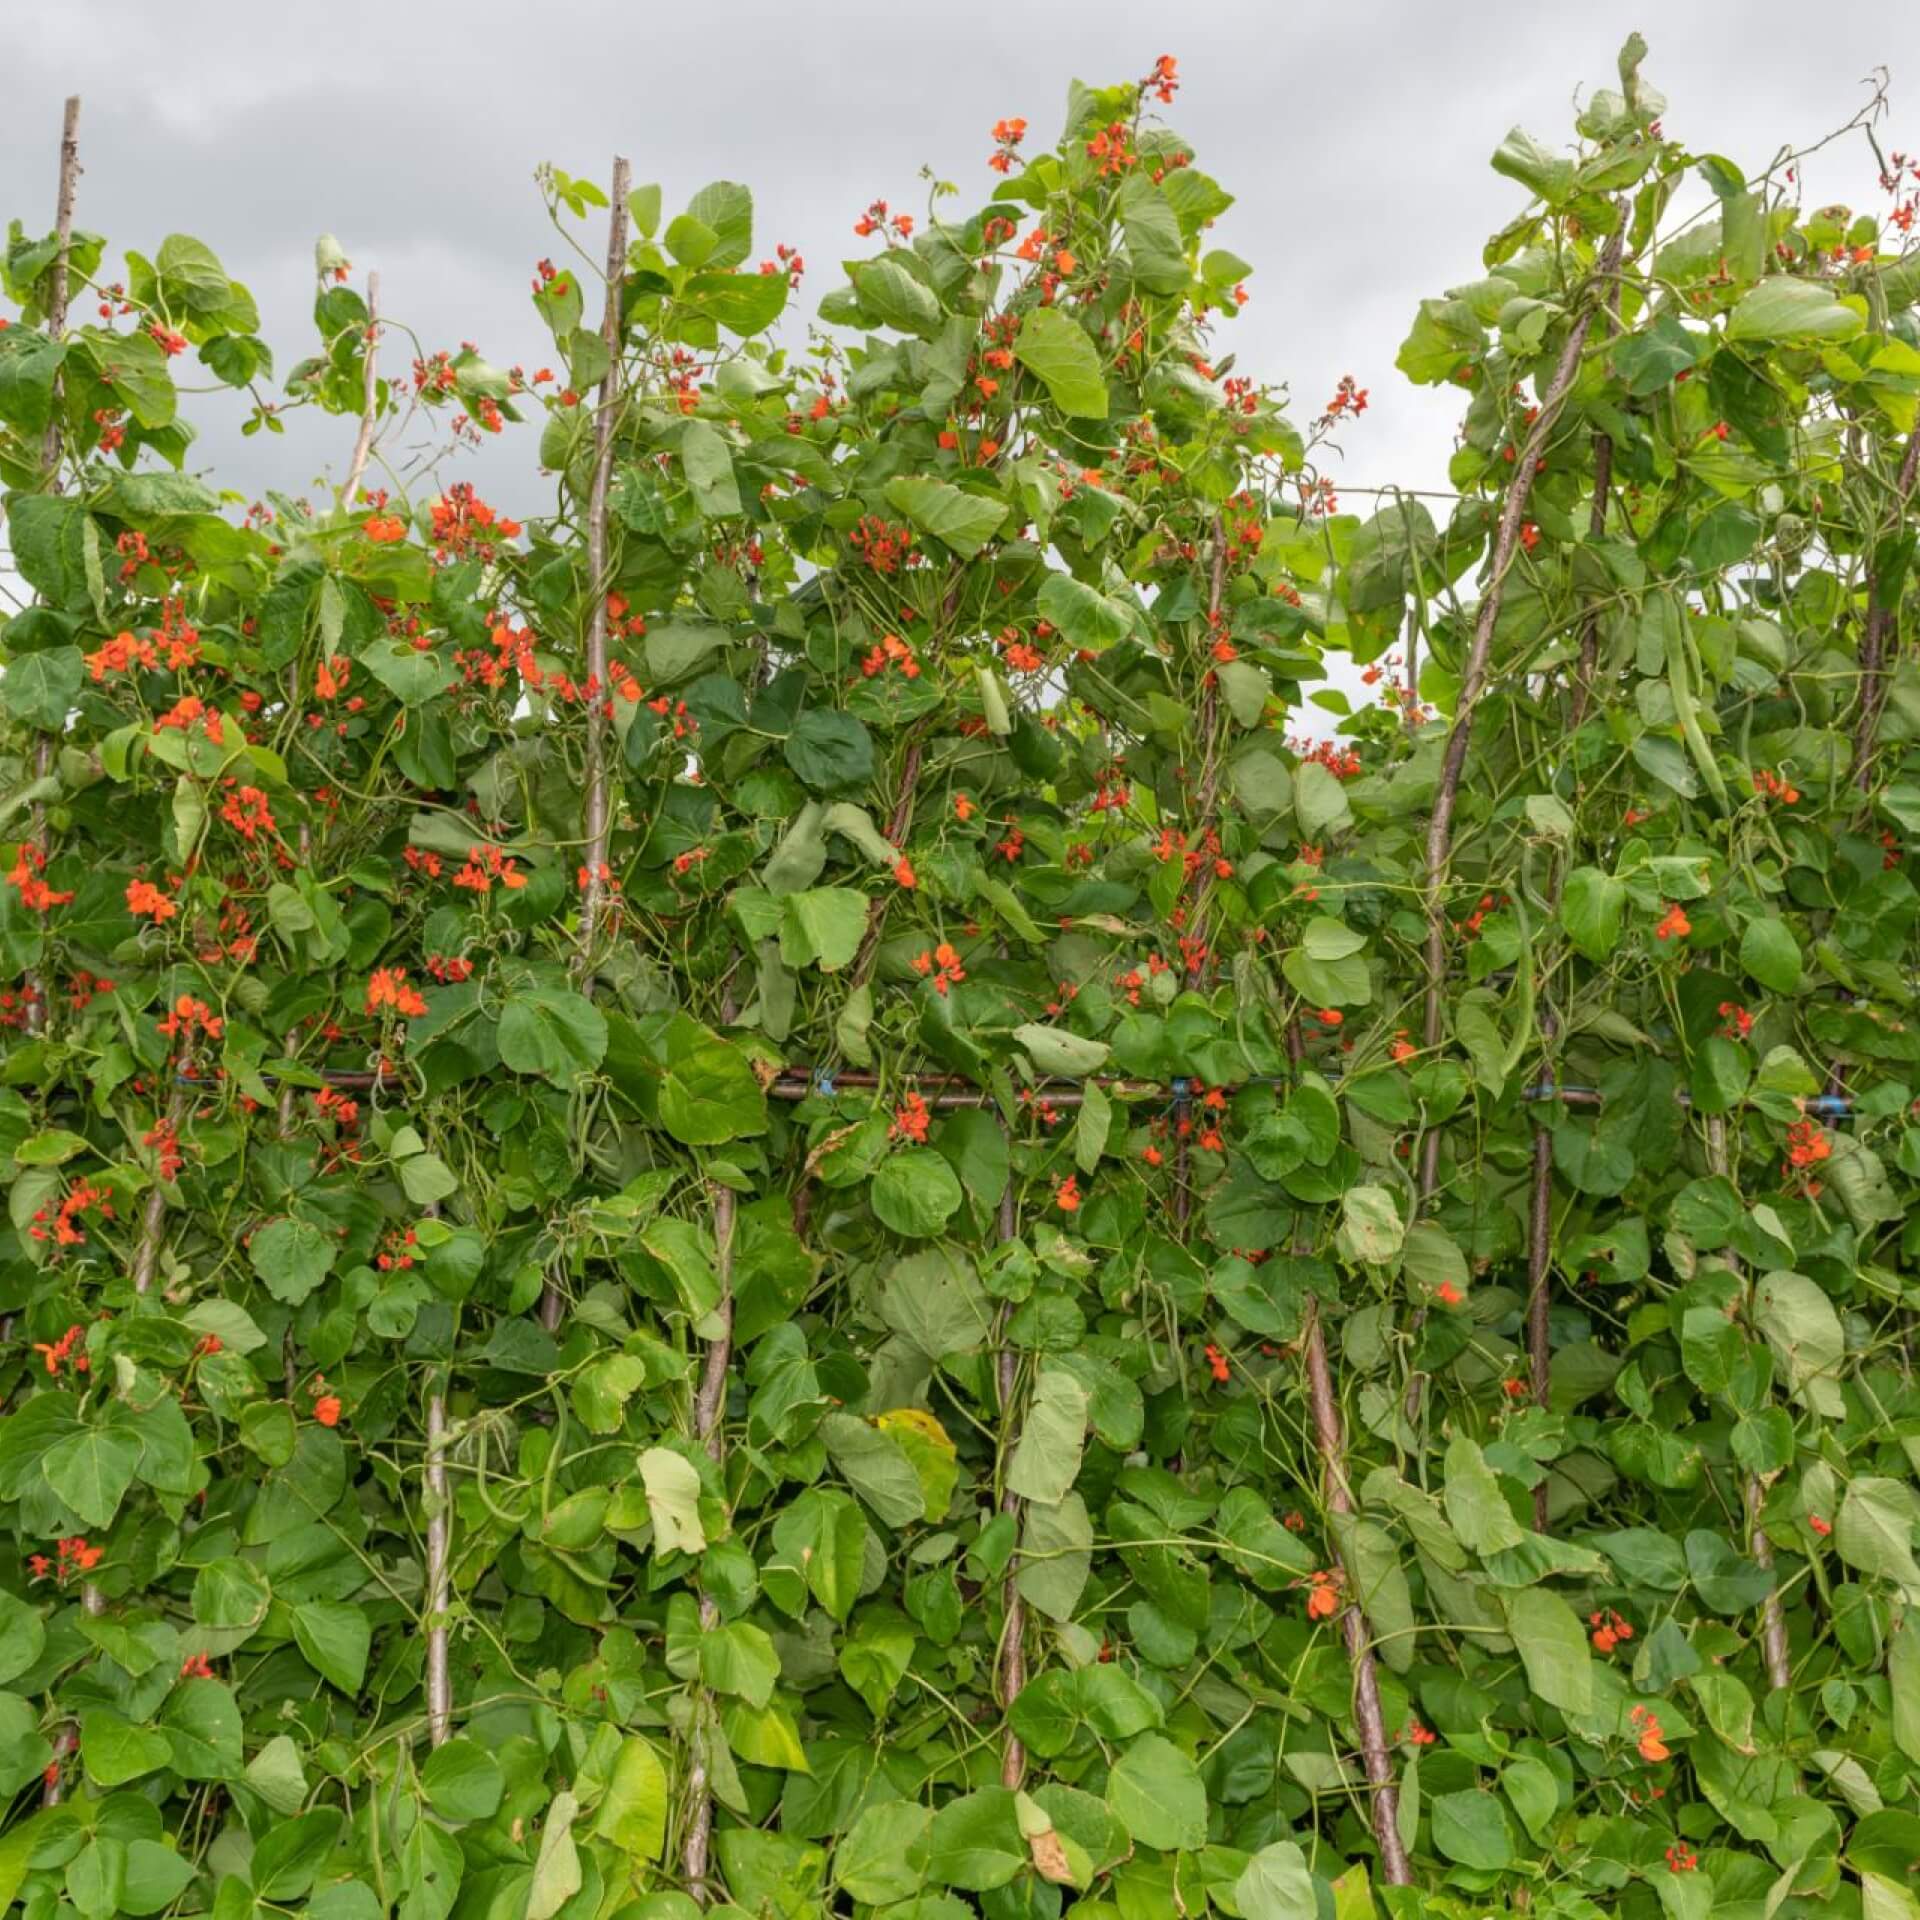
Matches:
[[4, 0, 1914, 525]]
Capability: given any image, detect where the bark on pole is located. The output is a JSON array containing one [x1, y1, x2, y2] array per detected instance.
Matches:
[[40, 1723, 77, 1808], [1705, 1113, 1791, 1689], [1301, 1299, 1411, 1885], [539, 158, 629, 1335]]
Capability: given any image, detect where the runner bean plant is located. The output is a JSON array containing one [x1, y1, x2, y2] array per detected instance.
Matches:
[[3, 34, 1920, 1920]]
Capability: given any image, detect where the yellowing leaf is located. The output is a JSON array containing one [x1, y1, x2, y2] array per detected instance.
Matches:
[[639, 1447, 706, 1555]]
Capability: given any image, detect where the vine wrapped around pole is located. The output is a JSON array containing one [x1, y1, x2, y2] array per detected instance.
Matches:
[[1302, 1301, 1411, 1886]]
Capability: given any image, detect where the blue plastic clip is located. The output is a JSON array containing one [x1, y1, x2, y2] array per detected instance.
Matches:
[[814, 1071, 836, 1097]]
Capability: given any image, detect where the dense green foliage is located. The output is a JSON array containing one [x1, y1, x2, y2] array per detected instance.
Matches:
[[5, 35, 1920, 1920]]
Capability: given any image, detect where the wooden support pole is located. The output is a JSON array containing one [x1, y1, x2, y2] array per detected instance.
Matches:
[[1301, 1300, 1411, 1885], [424, 1383, 452, 1747], [541, 158, 629, 1335]]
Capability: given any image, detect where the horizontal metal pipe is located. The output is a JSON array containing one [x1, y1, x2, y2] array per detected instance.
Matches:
[[167, 1065, 1856, 1119]]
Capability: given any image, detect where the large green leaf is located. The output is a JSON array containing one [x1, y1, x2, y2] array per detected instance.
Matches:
[[499, 984, 609, 1084], [1013, 307, 1108, 418], [1119, 176, 1190, 296], [1753, 1269, 1845, 1417], [786, 709, 875, 791], [779, 887, 869, 971], [1, 646, 83, 729], [1007, 1371, 1089, 1505], [1432, 1788, 1516, 1868], [1104, 1734, 1207, 1852], [42, 1426, 141, 1529], [249, 1217, 337, 1305], [850, 258, 942, 337], [1500, 1587, 1592, 1713], [1836, 1478, 1920, 1594], [1561, 866, 1624, 959], [293, 1601, 370, 1693], [356, 639, 457, 706], [0, 328, 63, 435], [884, 475, 1007, 557], [80, 1712, 173, 1788], [1726, 276, 1865, 343], [1234, 1843, 1318, 1920], [1035, 573, 1132, 651], [680, 419, 741, 518], [660, 1026, 768, 1143], [592, 1739, 668, 1859], [1443, 1434, 1525, 1554], [639, 1447, 707, 1555], [871, 1148, 963, 1238], [685, 181, 752, 268]]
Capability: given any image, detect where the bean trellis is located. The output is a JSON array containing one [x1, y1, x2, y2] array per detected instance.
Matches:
[[3, 35, 1920, 1920]]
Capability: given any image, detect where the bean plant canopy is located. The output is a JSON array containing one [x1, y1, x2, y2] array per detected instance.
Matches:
[[2, 32, 1920, 1920]]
